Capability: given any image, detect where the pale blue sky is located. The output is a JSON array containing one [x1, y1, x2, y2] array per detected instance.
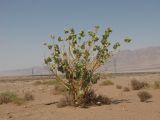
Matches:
[[0, 0, 160, 71]]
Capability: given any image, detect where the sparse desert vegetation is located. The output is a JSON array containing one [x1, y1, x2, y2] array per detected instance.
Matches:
[[123, 87, 130, 92], [0, 91, 33, 105], [0, 0, 159, 120], [153, 81, 160, 89], [131, 79, 149, 90], [0, 91, 17, 104], [116, 85, 122, 89], [137, 91, 152, 102], [0, 73, 160, 120]]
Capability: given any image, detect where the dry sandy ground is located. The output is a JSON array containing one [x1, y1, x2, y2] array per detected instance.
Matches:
[[0, 73, 160, 120]]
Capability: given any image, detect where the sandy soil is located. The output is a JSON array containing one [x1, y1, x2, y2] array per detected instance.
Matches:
[[0, 73, 160, 120]]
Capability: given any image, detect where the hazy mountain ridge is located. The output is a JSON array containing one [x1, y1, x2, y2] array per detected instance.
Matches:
[[0, 46, 160, 76], [101, 46, 160, 72]]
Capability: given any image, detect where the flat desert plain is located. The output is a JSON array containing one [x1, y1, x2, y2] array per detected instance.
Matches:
[[0, 73, 160, 120]]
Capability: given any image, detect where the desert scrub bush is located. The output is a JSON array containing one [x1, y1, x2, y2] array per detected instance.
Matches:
[[100, 80, 114, 86], [131, 79, 149, 90], [12, 97, 26, 106], [137, 91, 152, 102], [116, 85, 122, 89], [0, 92, 17, 104], [0, 91, 26, 105], [0, 91, 34, 105], [154, 81, 160, 89], [24, 92, 34, 101], [123, 87, 130, 92], [44, 25, 131, 106], [79, 90, 111, 107]]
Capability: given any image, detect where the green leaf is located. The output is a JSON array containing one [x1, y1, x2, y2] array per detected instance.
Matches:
[[124, 38, 132, 43], [78, 90, 84, 97], [113, 42, 121, 49], [81, 43, 85, 49], [64, 29, 69, 34], [47, 44, 52, 50], [50, 34, 55, 39], [79, 30, 85, 37], [58, 36, 63, 41], [95, 25, 100, 30], [107, 27, 112, 33]]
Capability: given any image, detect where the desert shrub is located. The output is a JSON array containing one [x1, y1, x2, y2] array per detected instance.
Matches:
[[0, 92, 17, 104], [12, 97, 26, 106], [95, 95, 111, 105], [0, 92, 26, 105], [116, 85, 122, 89], [154, 81, 160, 89], [44, 25, 131, 105], [24, 92, 34, 101], [33, 81, 42, 85], [0, 91, 34, 105], [137, 91, 152, 102], [131, 79, 149, 90], [77, 90, 111, 107], [100, 80, 114, 86], [123, 87, 130, 92]]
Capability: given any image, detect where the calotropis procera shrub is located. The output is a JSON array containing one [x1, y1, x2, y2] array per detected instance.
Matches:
[[44, 25, 131, 105]]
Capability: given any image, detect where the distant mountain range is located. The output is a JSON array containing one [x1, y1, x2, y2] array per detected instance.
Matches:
[[100, 46, 160, 73], [0, 46, 160, 76]]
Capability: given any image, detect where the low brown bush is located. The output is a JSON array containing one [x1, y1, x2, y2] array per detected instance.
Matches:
[[154, 81, 160, 89], [123, 87, 130, 92], [56, 90, 111, 108], [116, 85, 122, 89], [100, 80, 114, 86], [137, 91, 152, 102], [0, 91, 26, 105], [131, 79, 149, 90], [0, 92, 16, 104]]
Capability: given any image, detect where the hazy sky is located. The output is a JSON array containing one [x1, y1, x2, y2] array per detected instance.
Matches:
[[0, 0, 160, 71]]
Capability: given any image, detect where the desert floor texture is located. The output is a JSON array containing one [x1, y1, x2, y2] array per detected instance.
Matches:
[[0, 73, 160, 120]]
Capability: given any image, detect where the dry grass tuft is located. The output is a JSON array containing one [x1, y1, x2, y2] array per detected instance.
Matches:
[[131, 79, 149, 90], [154, 81, 160, 89], [0, 92, 16, 104], [0, 91, 26, 105], [137, 91, 152, 102], [100, 80, 114, 86], [0, 91, 34, 105], [57, 90, 111, 108], [123, 87, 130, 92], [116, 85, 122, 89]]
